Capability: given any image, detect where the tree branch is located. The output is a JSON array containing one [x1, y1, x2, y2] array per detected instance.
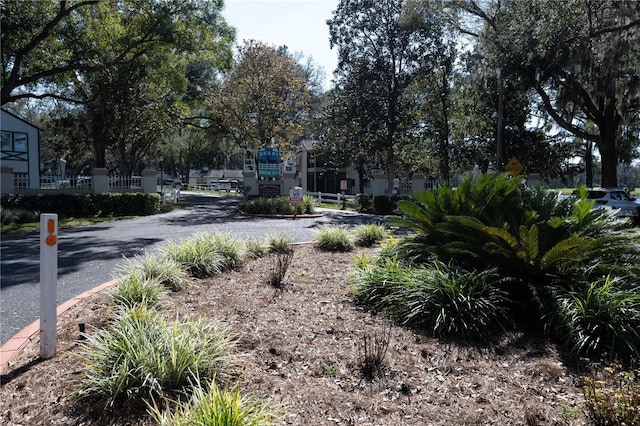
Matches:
[[533, 80, 597, 142]]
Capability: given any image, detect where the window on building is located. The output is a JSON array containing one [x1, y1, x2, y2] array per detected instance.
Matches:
[[1, 131, 28, 152]]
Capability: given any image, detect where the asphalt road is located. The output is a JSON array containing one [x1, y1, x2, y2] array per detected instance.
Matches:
[[1, 193, 382, 345]]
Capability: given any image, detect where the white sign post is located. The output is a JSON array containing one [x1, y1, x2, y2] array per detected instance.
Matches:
[[289, 186, 304, 220], [40, 213, 58, 359]]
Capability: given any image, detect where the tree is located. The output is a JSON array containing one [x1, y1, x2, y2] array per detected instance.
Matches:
[[327, 0, 450, 187], [464, 0, 640, 187], [206, 39, 312, 151], [3, 0, 235, 172], [1, 0, 234, 105]]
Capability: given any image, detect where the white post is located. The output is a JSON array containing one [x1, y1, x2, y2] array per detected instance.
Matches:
[[40, 213, 58, 359]]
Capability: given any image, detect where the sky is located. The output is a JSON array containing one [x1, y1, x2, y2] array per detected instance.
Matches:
[[222, 0, 340, 89]]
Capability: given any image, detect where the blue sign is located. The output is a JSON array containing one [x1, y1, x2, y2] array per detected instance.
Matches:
[[258, 148, 280, 178]]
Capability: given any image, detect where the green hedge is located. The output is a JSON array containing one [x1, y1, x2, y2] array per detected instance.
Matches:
[[373, 195, 402, 215], [0, 193, 161, 219]]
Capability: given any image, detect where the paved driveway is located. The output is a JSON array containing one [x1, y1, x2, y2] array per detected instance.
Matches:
[[1, 193, 382, 344]]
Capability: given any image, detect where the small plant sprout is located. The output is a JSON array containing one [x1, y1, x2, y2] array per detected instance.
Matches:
[[359, 321, 392, 381]]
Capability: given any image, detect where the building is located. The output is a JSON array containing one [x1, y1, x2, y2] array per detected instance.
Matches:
[[1, 109, 41, 189], [298, 139, 359, 194]]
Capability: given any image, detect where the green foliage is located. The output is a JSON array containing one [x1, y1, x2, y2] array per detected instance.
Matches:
[[353, 223, 387, 247], [556, 276, 640, 362], [267, 233, 294, 254], [110, 271, 165, 310], [79, 305, 237, 409], [161, 237, 224, 279], [350, 258, 511, 340], [388, 173, 640, 358], [244, 238, 268, 258], [206, 39, 310, 150], [314, 225, 354, 252], [151, 379, 280, 426], [302, 194, 316, 214], [0, 207, 38, 225], [160, 233, 247, 278], [0, 193, 160, 219], [356, 193, 373, 212], [114, 255, 190, 292], [239, 196, 316, 216], [373, 196, 400, 215], [583, 364, 640, 426]]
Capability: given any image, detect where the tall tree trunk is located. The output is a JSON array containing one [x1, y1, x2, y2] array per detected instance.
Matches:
[[597, 117, 619, 188], [585, 141, 593, 187]]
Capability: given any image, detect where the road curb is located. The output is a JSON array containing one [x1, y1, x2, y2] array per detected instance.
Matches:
[[0, 279, 118, 375]]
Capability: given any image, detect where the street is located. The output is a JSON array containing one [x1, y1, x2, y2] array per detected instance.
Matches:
[[1, 193, 380, 344]]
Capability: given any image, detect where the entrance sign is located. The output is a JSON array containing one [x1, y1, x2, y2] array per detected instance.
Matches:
[[258, 147, 280, 178]]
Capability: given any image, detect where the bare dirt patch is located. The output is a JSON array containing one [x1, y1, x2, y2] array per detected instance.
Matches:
[[0, 244, 589, 425]]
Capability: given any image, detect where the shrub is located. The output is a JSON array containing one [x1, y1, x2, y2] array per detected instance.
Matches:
[[556, 275, 640, 362], [359, 322, 392, 381], [239, 196, 295, 215], [302, 194, 316, 214], [353, 223, 387, 247], [245, 238, 268, 258], [373, 195, 398, 215], [0, 193, 160, 219], [151, 379, 280, 425], [161, 236, 225, 278], [0, 207, 38, 225], [110, 271, 164, 310], [391, 173, 640, 339], [79, 305, 237, 409], [357, 193, 373, 212], [582, 364, 640, 425], [114, 255, 190, 292], [350, 258, 511, 340], [314, 225, 353, 252]]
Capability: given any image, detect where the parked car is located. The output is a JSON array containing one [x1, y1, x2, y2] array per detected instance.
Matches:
[[575, 188, 640, 224]]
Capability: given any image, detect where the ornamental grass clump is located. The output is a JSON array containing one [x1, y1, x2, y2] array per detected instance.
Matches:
[[352, 223, 387, 247], [110, 271, 164, 310], [314, 225, 353, 252], [555, 275, 640, 362], [267, 232, 294, 254], [151, 378, 280, 426], [244, 237, 268, 258], [79, 305, 237, 409], [114, 254, 190, 292], [201, 232, 247, 271], [161, 234, 225, 278], [350, 258, 511, 340]]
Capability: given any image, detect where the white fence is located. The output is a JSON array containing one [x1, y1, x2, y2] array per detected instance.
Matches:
[[307, 191, 358, 207], [14, 174, 143, 193]]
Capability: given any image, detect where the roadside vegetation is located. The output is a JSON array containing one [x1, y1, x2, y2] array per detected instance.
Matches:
[[238, 195, 316, 215], [0, 193, 188, 233], [6, 176, 640, 424]]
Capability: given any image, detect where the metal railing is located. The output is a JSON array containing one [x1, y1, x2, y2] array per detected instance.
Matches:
[[13, 174, 144, 194]]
